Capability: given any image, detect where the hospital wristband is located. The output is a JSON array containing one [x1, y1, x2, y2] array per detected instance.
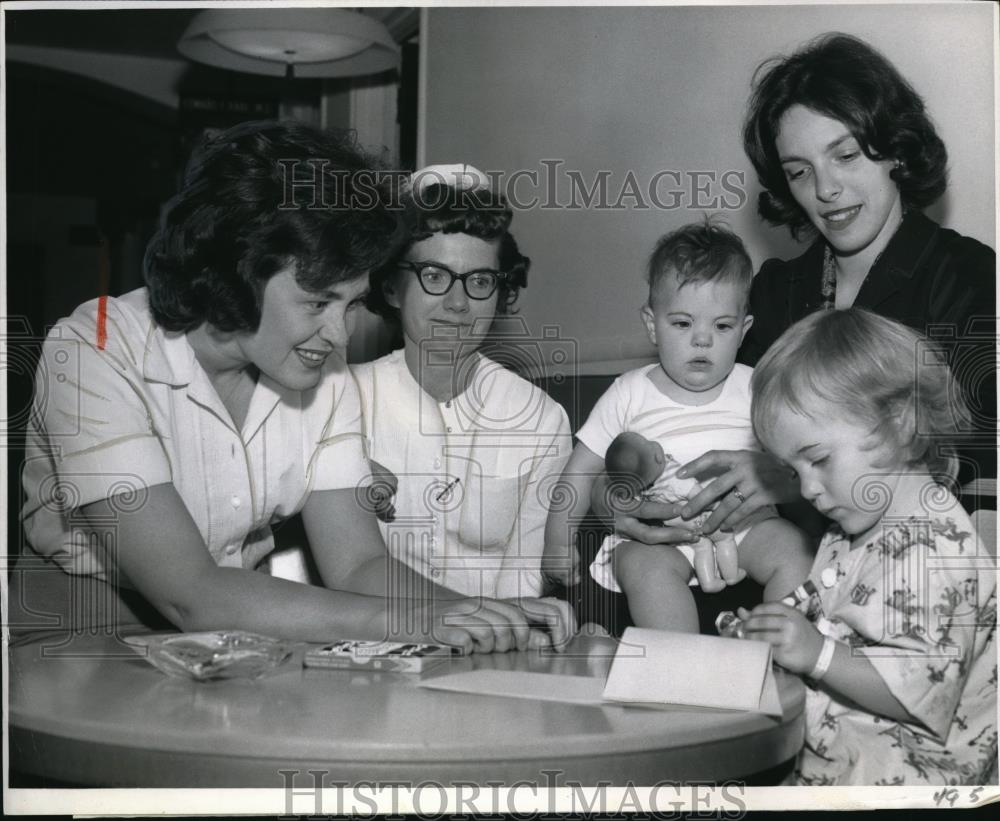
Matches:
[[808, 635, 837, 681]]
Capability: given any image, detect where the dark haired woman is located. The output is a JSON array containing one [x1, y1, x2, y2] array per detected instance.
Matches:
[[15, 124, 572, 652], [346, 177, 572, 601], [653, 33, 996, 540]]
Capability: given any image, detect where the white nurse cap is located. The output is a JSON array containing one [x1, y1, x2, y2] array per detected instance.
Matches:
[[409, 163, 491, 194]]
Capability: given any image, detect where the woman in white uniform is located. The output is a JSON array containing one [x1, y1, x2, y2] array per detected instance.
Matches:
[[14, 124, 572, 652], [357, 178, 573, 600]]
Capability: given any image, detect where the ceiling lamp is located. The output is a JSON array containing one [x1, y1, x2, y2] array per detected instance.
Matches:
[[177, 8, 400, 79]]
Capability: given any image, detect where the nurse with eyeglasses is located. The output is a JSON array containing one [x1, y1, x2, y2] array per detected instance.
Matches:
[[272, 171, 576, 638], [395, 261, 513, 302]]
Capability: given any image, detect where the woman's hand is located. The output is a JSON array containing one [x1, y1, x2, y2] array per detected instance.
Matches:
[[506, 596, 578, 652], [387, 597, 529, 655], [389, 596, 576, 655], [590, 473, 698, 546], [676, 449, 800, 534], [737, 603, 823, 675]]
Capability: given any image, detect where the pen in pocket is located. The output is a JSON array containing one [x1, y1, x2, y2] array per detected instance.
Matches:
[[436, 477, 461, 502]]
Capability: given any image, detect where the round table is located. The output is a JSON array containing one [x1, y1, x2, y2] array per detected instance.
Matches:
[[9, 630, 804, 787]]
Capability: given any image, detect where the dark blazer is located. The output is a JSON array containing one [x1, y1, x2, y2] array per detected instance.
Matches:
[[739, 211, 996, 485]]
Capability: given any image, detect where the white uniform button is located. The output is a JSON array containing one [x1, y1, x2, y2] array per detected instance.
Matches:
[[446, 426, 453, 433], [821, 567, 837, 589], [231, 495, 242, 509], [430, 567, 441, 578], [226, 543, 239, 555], [433, 458, 441, 469]]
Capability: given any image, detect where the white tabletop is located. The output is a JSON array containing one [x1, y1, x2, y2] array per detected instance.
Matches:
[[9, 631, 805, 786]]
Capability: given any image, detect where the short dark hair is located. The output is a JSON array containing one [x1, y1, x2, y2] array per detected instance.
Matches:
[[144, 120, 404, 333], [646, 216, 753, 309], [742, 33, 948, 238], [365, 183, 529, 323]]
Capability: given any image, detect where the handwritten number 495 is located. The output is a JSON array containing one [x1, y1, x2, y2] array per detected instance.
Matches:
[[934, 787, 984, 807]]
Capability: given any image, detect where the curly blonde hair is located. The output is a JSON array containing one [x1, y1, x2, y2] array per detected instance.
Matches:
[[751, 309, 969, 479]]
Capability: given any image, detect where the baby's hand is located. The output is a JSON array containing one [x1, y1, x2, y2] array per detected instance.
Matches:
[[736, 603, 823, 675]]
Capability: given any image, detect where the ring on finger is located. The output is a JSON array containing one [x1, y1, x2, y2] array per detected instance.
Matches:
[[731, 488, 747, 505]]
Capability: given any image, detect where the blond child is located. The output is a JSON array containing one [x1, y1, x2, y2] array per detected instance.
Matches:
[[741, 308, 996, 785]]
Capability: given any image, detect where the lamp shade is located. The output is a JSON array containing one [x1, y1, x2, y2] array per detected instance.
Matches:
[[177, 8, 400, 78]]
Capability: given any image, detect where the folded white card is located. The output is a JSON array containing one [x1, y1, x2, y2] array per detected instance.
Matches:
[[418, 629, 785, 717], [602, 627, 783, 717], [420, 670, 606, 704]]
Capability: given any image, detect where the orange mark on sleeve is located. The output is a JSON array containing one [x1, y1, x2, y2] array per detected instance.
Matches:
[[97, 295, 108, 350]]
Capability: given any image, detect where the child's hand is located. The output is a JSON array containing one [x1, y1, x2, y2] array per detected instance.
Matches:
[[736, 603, 824, 675], [613, 512, 698, 546], [590, 475, 696, 545]]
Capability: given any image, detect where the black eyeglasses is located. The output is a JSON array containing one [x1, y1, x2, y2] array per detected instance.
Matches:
[[397, 261, 509, 300]]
